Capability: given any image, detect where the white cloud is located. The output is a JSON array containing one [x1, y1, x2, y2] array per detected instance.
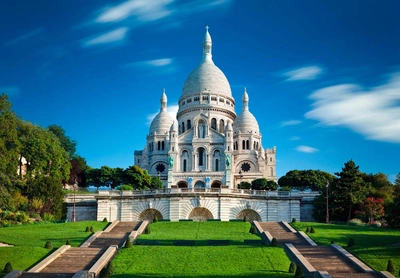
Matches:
[[296, 145, 319, 153], [122, 58, 174, 71], [83, 27, 129, 47], [144, 58, 173, 67], [0, 86, 20, 96], [305, 72, 400, 143], [290, 136, 301, 141], [283, 66, 323, 81], [281, 120, 301, 127], [147, 104, 179, 124]]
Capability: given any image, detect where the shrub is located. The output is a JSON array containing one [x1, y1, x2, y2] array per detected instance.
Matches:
[[270, 238, 278, 247], [387, 259, 395, 273], [125, 237, 132, 248], [347, 238, 355, 247], [243, 216, 248, 222], [102, 218, 108, 222], [44, 241, 52, 249], [153, 215, 158, 223], [42, 213, 55, 222], [144, 226, 151, 234], [249, 225, 257, 234], [108, 260, 115, 274], [85, 226, 90, 232], [289, 262, 296, 273], [90, 227, 94, 233], [99, 267, 110, 278], [348, 218, 364, 226], [294, 265, 304, 278], [310, 227, 315, 233], [3, 262, 13, 273], [66, 239, 71, 245], [292, 218, 297, 223], [330, 240, 335, 244], [306, 226, 311, 233]]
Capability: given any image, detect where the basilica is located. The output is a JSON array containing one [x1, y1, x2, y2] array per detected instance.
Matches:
[[134, 27, 276, 189]]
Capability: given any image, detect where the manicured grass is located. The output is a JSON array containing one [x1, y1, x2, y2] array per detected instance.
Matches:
[[111, 222, 293, 277], [0, 221, 109, 274], [291, 222, 400, 276]]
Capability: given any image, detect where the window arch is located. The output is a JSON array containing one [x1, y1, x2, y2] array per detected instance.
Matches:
[[246, 140, 249, 150], [182, 122, 185, 133], [158, 141, 161, 151], [211, 118, 217, 130], [183, 159, 187, 172], [198, 147, 205, 166], [219, 119, 225, 133], [162, 141, 165, 150], [235, 141, 238, 151], [187, 119, 191, 129], [198, 119, 205, 138], [242, 140, 245, 150]]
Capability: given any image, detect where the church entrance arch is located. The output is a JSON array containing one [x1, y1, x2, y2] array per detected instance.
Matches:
[[211, 181, 222, 188], [177, 181, 188, 188], [138, 209, 163, 222], [194, 181, 205, 188], [188, 207, 214, 221], [236, 209, 261, 222]]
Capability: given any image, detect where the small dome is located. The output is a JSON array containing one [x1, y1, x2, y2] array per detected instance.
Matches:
[[233, 88, 260, 134], [181, 27, 232, 98], [170, 120, 178, 132], [149, 90, 174, 135]]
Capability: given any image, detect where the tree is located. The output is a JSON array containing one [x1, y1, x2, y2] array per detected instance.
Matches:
[[357, 197, 384, 223], [385, 194, 400, 228], [238, 181, 251, 189], [47, 124, 77, 159], [251, 178, 278, 190], [334, 160, 366, 222], [278, 169, 336, 191], [122, 165, 151, 189], [150, 176, 163, 189]]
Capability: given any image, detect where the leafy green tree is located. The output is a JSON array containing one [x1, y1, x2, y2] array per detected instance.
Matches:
[[47, 124, 77, 158], [122, 165, 151, 189], [334, 160, 366, 222], [238, 181, 251, 189], [151, 176, 163, 189], [251, 178, 278, 190], [278, 169, 336, 191]]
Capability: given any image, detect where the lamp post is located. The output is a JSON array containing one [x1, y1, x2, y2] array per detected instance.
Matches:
[[325, 181, 329, 224], [72, 179, 77, 222]]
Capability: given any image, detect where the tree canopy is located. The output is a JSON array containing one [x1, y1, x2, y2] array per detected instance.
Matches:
[[278, 169, 336, 191]]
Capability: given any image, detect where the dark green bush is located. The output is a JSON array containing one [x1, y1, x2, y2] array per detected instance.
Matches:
[[153, 215, 158, 223], [289, 262, 296, 273], [85, 226, 90, 232], [125, 237, 132, 248], [347, 238, 355, 247], [144, 225, 151, 234], [108, 260, 114, 274], [90, 226, 94, 233], [294, 265, 304, 278], [387, 259, 395, 273], [292, 218, 297, 223], [249, 225, 257, 234], [102, 218, 108, 222], [330, 240, 335, 244], [99, 267, 110, 278], [306, 226, 311, 233], [66, 239, 71, 245], [243, 216, 248, 222], [270, 238, 278, 247], [44, 241, 52, 249], [310, 227, 315, 233], [3, 262, 13, 273]]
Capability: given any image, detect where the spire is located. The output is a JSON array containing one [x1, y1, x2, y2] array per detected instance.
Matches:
[[160, 88, 167, 111], [242, 88, 249, 111], [202, 26, 213, 62]]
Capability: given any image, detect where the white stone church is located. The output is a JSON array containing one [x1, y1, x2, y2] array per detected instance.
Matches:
[[134, 27, 276, 188]]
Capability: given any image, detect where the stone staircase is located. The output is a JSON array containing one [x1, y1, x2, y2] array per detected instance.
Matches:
[[259, 222, 382, 278], [15, 221, 138, 278]]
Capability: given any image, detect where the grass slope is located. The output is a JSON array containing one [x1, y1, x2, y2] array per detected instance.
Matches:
[[291, 222, 400, 276], [112, 222, 292, 278], [0, 221, 108, 273]]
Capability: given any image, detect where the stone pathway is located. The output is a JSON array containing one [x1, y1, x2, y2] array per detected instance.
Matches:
[[259, 222, 381, 278], [15, 222, 138, 278]]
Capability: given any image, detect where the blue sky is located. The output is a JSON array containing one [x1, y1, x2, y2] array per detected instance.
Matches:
[[1, 0, 400, 182]]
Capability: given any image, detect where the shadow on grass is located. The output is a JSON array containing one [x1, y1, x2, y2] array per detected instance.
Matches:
[[110, 271, 292, 278], [135, 239, 267, 247]]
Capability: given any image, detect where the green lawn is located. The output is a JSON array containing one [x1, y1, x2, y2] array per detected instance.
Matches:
[[0, 221, 109, 273], [291, 222, 400, 276], [111, 222, 293, 278]]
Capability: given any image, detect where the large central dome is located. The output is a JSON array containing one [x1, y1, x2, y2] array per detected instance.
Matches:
[[180, 27, 232, 99]]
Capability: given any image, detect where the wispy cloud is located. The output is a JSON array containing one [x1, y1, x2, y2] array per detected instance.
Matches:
[[296, 145, 319, 153], [281, 120, 301, 127], [290, 136, 301, 141], [83, 27, 129, 47], [0, 86, 20, 96], [4, 28, 45, 46], [305, 72, 400, 143], [124, 58, 173, 68], [283, 66, 323, 81], [147, 104, 179, 124]]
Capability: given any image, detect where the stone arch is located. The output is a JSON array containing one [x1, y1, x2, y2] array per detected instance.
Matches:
[[236, 209, 261, 222], [138, 208, 163, 222], [211, 180, 222, 188], [188, 207, 214, 221], [177, 181, 188, 188], [194, 180, 205, 188]]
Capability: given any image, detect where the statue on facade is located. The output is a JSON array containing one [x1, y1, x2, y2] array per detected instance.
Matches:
[[168, 155, 174, 169], [226, 154, 231, 169]]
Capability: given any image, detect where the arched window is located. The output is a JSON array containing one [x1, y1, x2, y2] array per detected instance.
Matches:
[[198, 120, 205, 138], [151, 142, 154, 151], [253, 141, 256, 149], [183, 159, 187, 172], [242, 140, 245, 150], [162, 141, 165, 150], [235, 141, 238, 151], [246, 140, 249, 150], [158, 141, 161, 150], [187, 119, 191, 129], [215, 159, 219, 171], [256, 142, 259, 150], [219, 119, 225, 133], [182, 122, 185, 133], [198, 148, 204, 166], [211, 118, 217, 130]]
